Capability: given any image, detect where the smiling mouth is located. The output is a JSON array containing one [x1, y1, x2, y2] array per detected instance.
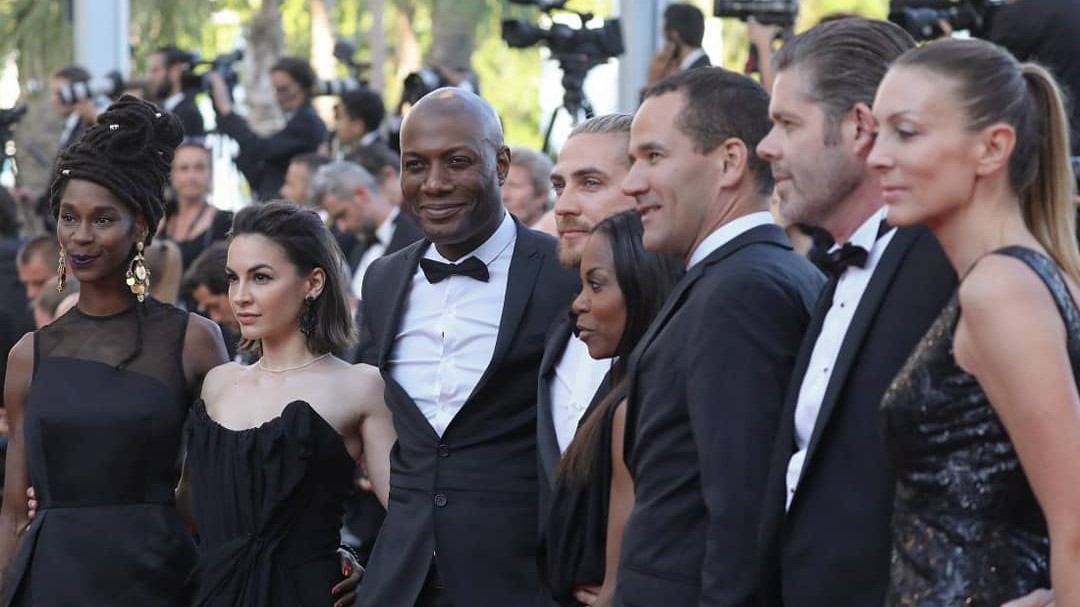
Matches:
[[420, 203, 467, 220], [69, 254, 97, 267]]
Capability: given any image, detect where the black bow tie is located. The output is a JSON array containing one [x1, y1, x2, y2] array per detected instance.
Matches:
[[420, 256, 490, 283], [822, 243, 870, 278]]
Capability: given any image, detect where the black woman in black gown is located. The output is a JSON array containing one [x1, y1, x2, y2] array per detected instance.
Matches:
[[869, 38, 1080, 606], [0, 96, 228, 606], [541, 210, 681, 606]]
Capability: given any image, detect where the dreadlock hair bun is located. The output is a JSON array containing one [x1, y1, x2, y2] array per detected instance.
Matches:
[[49, 94, 184, 243]]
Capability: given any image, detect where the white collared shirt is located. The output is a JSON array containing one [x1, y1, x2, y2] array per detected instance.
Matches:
[[389, 212, 516, 437], [162, 93, 185, 112], [59, 113, 81, 146], [551, 334, 611, 453], [351, 207, 400, 299], [679, 48, 707, 71], [687, 211, 775, 269], [784, 208, 896, 510]]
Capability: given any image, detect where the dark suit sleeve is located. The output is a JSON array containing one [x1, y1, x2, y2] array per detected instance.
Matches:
[[173, 97, 205, 138], [216, 105, 327, 191], [686, 270, 808, 607], [355, 255, 388, 366]]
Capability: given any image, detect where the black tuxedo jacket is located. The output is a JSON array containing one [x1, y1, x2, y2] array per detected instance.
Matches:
[[615, 224, 823, 607], [171, 94, 205, 138], [685, 52, 712, 70], [355, 222, 578, 607], [757, 227, 956, 607], [217, 102, 327, 201], [347, 211, 424, 273], [536, 314, 612, 525]]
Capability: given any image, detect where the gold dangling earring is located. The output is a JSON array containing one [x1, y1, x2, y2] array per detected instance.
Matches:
[[56, 247, 67, 293], [125, 241, 151, 302]]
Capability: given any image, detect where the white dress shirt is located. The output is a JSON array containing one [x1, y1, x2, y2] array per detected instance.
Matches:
[[551, 334, 611, 453], [687, 211, 774, 269], [351, 207, 400, 299], [389, 212, 516, 436], [679, 48, 708, 71], [59, 113, 81, 146], [162, 92, 185, 112], [784, 208, 896, 510]]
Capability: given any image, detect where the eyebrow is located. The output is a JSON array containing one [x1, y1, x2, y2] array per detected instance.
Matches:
[[632, 141, 665, 155], [571, 167, 607, 179], [225, 263, 274, 274], [585, 267, 609, 279], [58, 202, 124, 214]]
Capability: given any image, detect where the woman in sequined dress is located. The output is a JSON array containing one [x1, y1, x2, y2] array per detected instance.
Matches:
[[868, 38, 1080, 606]]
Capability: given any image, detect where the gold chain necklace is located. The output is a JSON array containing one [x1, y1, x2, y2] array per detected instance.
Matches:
[[256, 353, 330, 373]]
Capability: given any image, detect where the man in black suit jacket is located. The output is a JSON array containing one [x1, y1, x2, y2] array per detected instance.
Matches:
[[753, 19, 957, 607], [537, 113, 637, 518], [355, 88, 578, 607], [615, 68, 823, 607], [647, 4, 712, 87], [209, 57, 328, 201], [147, 46, 205, 138]]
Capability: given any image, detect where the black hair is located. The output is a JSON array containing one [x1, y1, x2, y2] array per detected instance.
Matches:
[[558, 210, 683, 483], [53, 64, 90, 84], [345, 142, 400, 184], [229, 201, 356, 356], [664, 3, 706, 48], [50, 94, 183, 244], [340, 88, 387, 132], [290, 152, 332, 174], [181, 240, 229, 296], [154, 46, 195, 69], [0, 187, 18, 239], [641, 67, 774, 196], [271, 57, 318, 100]]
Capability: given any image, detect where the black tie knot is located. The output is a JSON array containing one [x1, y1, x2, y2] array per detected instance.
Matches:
[[420, 256, 490, 283], [823, 243, 869, 278]]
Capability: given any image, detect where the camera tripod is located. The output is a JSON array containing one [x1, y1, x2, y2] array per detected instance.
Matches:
[[541, 53, 599, 154]]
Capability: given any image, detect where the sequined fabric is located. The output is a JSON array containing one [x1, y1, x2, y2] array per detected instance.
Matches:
[[880, 247, 1077, 606]]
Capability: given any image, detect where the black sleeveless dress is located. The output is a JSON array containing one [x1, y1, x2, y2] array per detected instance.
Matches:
[[186, 399, 355, 606], [2, 299, 196, 606], [881, 247, 1067, 606]]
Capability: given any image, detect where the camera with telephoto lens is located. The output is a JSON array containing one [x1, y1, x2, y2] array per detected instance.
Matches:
[[888, 0, 1006, 41], [315, 40, 372, 97], [181, 50, 244, 100], [502, 0, 624, 64], [714, 0, 799, 27], [55, 71, 126, 105]]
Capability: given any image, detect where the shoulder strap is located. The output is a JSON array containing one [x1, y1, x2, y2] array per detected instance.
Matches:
[[991, 246, 1080, 337]]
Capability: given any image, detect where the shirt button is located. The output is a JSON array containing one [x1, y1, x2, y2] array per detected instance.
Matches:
[[434, 493, 448, 508], [438, 444, 450, 458]]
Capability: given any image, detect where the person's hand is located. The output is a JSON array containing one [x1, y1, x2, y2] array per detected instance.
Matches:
[[26, 486, 37, 521], [573, 585, 601, 605], [647, 42, 680, 85], [331, 548, 364, 607], [747, 17, 782, 51], [206, 72, 233, 116], [937, 18, 955, 38], [1001, 589, 1054, 607]]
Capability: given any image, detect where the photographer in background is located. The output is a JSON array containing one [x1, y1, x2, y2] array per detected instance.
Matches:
[[646, 3, 711, 86], [326, 88, 387, 160], [208, 56, 328, 201], [985, 0, 1080, 156], [146, 46, 205, 137]]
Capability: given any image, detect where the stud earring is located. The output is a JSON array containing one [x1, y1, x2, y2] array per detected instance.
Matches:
[[125, 241, 151, 302], [56, 247, 67, 293]]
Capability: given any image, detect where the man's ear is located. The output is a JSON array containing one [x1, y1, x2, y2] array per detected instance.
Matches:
[[495, 146, 511, 186], [716, 138, 751, 189], [850, 102, 877, 157]]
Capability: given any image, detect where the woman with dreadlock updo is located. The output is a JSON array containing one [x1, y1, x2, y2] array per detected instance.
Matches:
[[0, 96, 228, 606]]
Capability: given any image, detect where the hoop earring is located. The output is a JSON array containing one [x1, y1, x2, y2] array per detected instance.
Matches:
[[125, 241, 151, 302], [299, 296, 317, 337], [56, 247, 67, 293]]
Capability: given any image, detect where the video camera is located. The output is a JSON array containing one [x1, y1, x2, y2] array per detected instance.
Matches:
[[714, 0, 799, 27], [314, 40, 372, 97], [502, 0, 624, 65], [180, 50, 244, 98], [888, 0, 1006, 41], [0, 105, 27, 134], [55, 71, 125, 105]]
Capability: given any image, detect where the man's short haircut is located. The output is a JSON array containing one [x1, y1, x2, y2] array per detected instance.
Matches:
[[641, 67, 774, 196], [271, 57, 318, 96], [291, 152, 332, 175], [345, 143, 401, 184], [509, 147, 554, 197], [17, 235, 61, 268], [154, 46, 195, 69], [664, 3, 706, 48], [773, 17, 915, 142], [181, 240, 229, 296], [568, 113, 633, 138], [340, 88, 387, 131], [311, 160, 380, 204], [53, 65, 90, 84]]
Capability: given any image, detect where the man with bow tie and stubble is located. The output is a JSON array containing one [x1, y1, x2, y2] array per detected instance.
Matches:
[[354, 88, 578, 607], [753, 18, 957, 607]]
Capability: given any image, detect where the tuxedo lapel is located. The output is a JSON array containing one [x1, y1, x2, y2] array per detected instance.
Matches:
[[799, 228, 918, 474], [538, 316, 573, 481], [467, 223, 545, 402], [377, 241, 429, 367]]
